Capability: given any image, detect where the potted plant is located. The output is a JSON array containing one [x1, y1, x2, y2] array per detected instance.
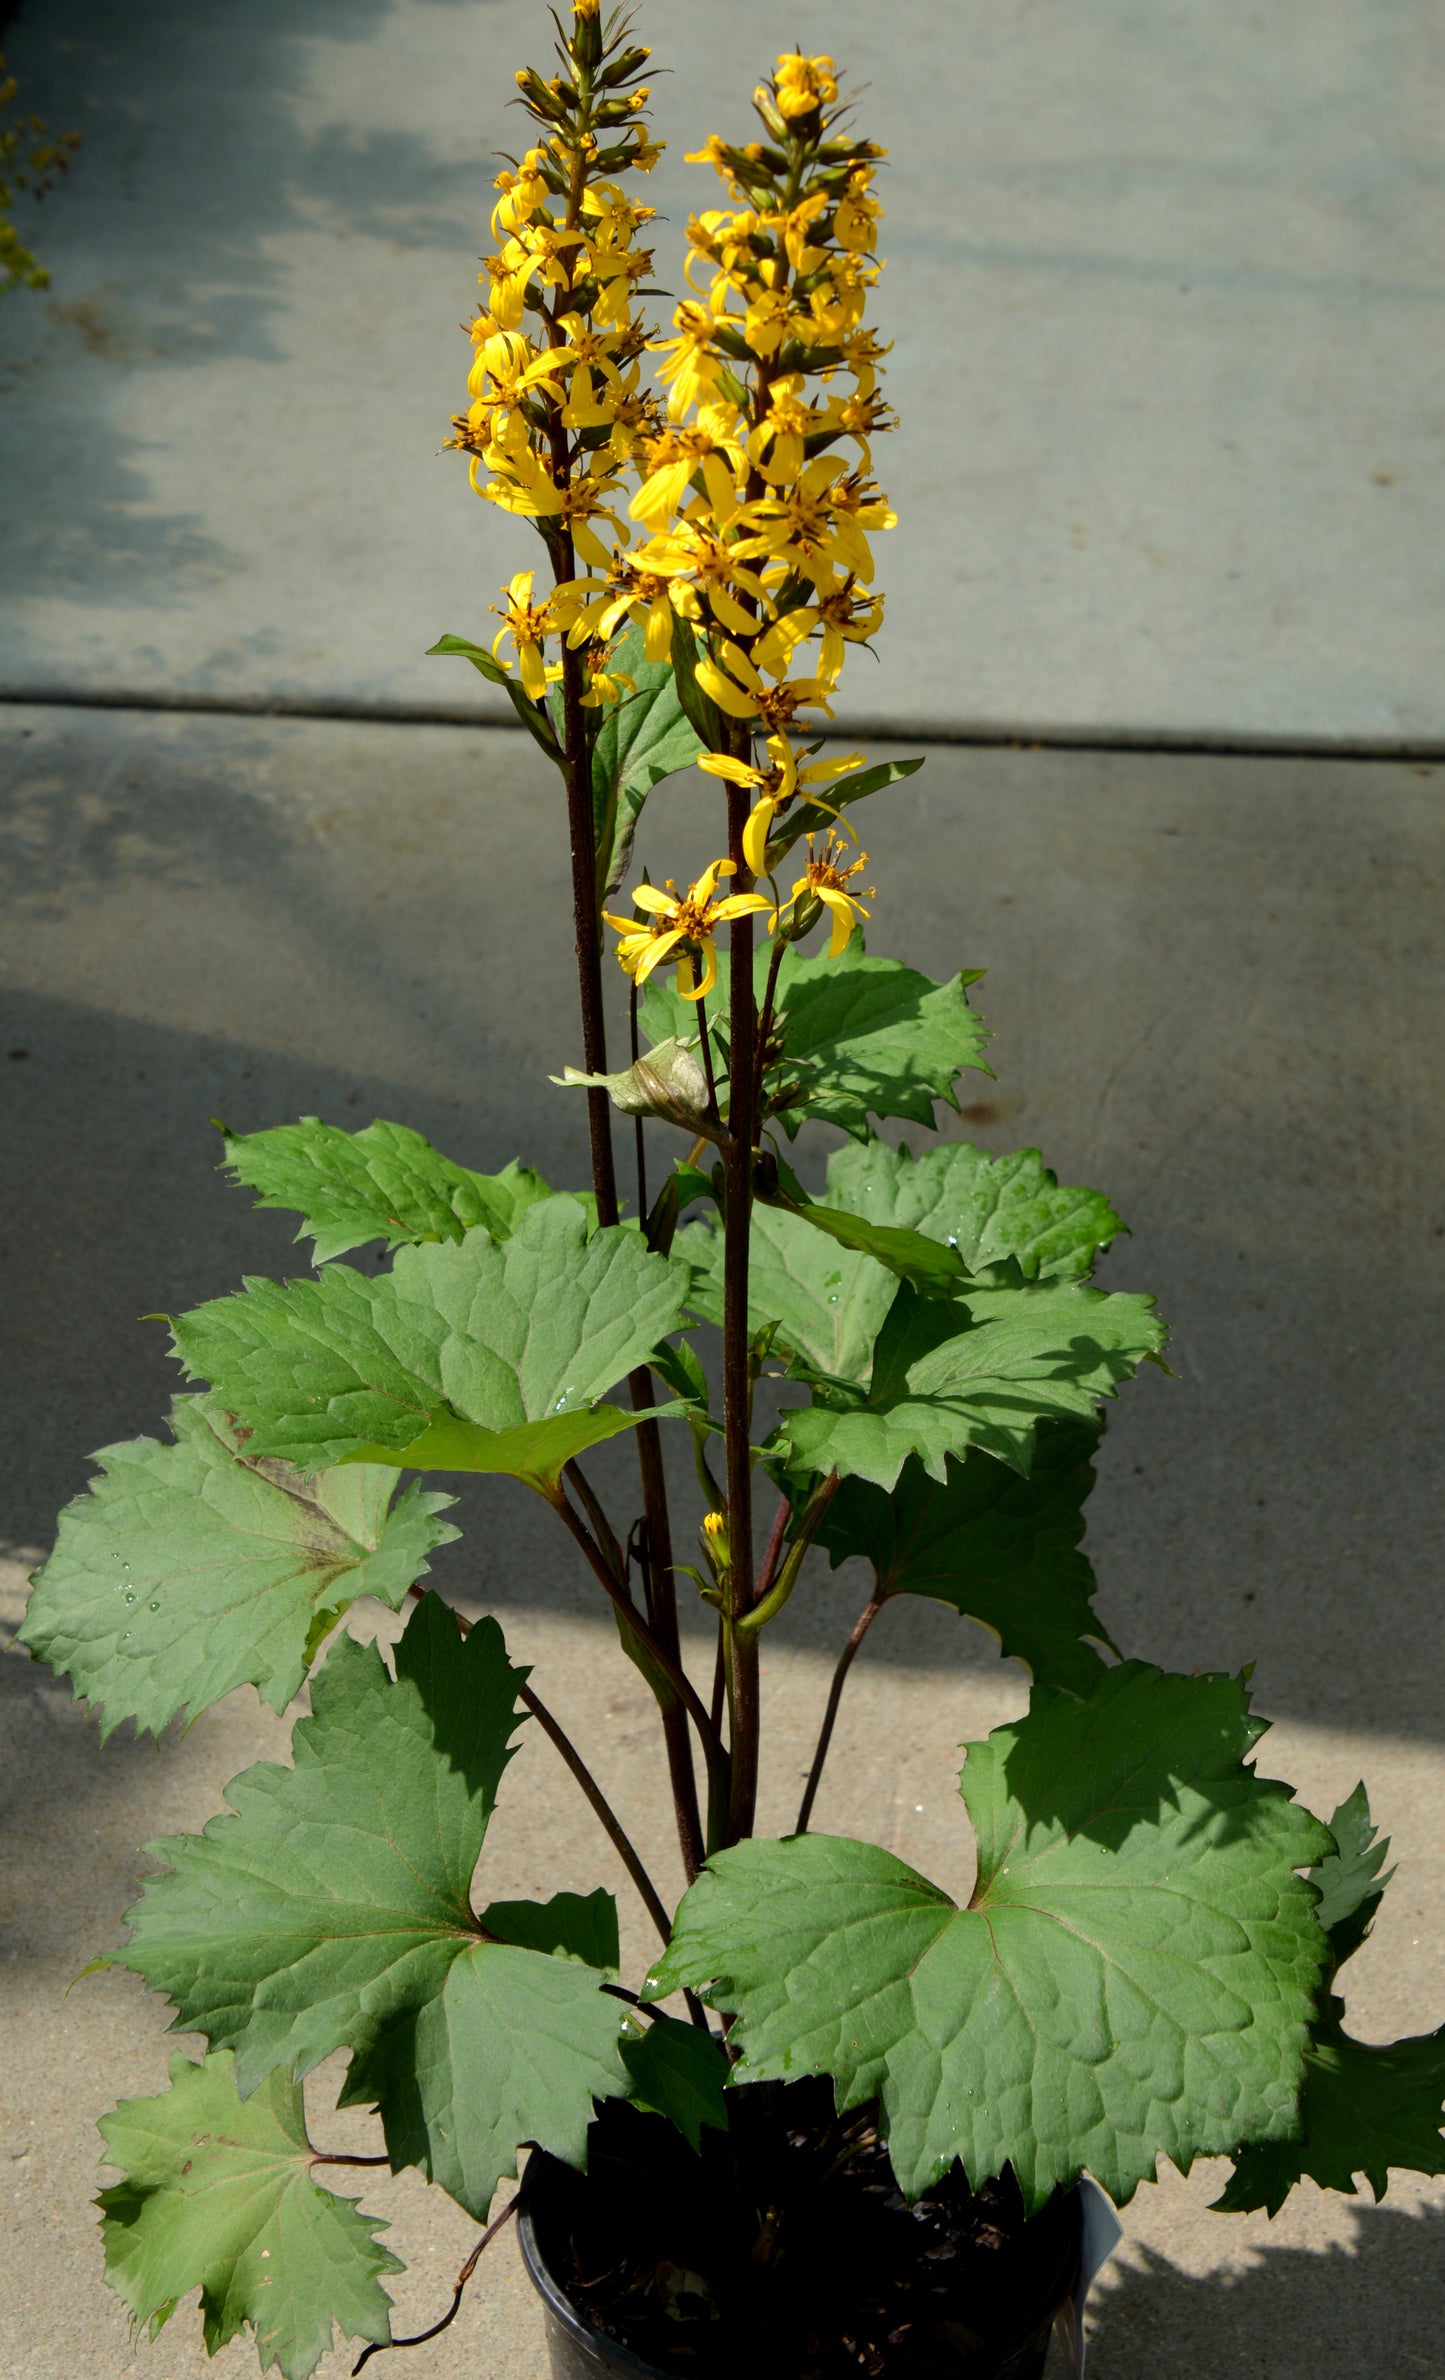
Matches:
[[20, 6, 1444, 2376]]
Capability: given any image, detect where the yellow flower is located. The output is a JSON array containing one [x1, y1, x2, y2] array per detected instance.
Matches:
[[604, 860, 770, 1000], [629, 408, 747, 528], [556, 556, 677, 662], [695, 637, 834, 733], [746, 377, 830, 487], [580, 646, 636, 709], [698, 738, 867, 875], [490, 148, 551, 241], [777, 830, 875, 956], [834, 166, 882, 255], [755, 582, 884, 687], [635, 522, 772, 641], [490, 571, 562, 701], [773, 53, 839, 120], [652, 301, 727, 421]]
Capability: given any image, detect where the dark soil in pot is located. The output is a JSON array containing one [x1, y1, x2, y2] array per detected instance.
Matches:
[[521, 2076, 1081, 2380]]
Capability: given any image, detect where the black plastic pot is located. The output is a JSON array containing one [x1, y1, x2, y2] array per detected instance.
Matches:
[[518, 2149, 1083, 2380]]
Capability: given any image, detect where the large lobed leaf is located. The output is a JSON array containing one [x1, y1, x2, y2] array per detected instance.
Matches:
[[649, 1664, 1332, 2211], [98, 2051, 399, 2380], [815, 1422, 1113, 1696], [19, 1397, 456, 1739], [113, 1595, 630, 2219], [778, 1275, 1163, 1491], [766, 942, 991, 1139], [168, 1193, 690, 1488], [1213, 2010, 1445, 2215], [681, 1143, 1159, 1492], [220, 1116, 551, 1263], [681, 1137, 1125, 1366], [811, 1138, 1124, 1283], [1214, 1786, 1445, 2215]]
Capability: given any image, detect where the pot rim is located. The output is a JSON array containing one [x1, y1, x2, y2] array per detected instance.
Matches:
[[517, 2149, 1084, 2380]]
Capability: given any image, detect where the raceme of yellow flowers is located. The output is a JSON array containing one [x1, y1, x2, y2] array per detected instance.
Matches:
[[449, 16, 897, 989]]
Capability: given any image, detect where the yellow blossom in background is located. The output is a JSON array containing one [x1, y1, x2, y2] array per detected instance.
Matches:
[[604, 861, 770, 1000]]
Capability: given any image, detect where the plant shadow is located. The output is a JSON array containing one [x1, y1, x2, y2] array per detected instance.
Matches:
[[1081, 2199, 1445, 2376]]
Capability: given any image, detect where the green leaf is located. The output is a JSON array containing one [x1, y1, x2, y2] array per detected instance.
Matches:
[[426, 631, 511, 687], [677, 1197, 896, 1381], [815, 1422, 1114, 1696], [168, 1193, 691, 1489], [340, 1937, 629, 2220], [113, 1596, 630, 2219], [620, 2014, 731, 2152], [17, 1397, 457, 1740], [1213, 2006, 1445, 2216], [778, 1274, 1165, 1490], [97, 2051, 399, 2380], [482, 1888, 620, 1971], [767, 942, 991, 1140], [591, 623, 705, 899], [1309, 1784, 1395, 1972], [770, 1195, 973, 1298], [428, 633, 561, 760], [220, 1117, 552, 1263], [668, 612, 728, 754], [648, 1664, 1333, 2211], [647, 1333, 713, 1423], [762, 756, 925, 874], [810, 1138, 1124, 1284]]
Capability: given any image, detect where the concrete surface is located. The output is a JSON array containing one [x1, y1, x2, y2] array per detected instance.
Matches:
[[1, 0, 1443, 747], [2, 703, 1443, 2377]]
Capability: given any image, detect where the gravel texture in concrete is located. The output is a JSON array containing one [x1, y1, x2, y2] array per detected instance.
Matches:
[[1, 1, 1443, 746], [1, 705, 1442, 2377]]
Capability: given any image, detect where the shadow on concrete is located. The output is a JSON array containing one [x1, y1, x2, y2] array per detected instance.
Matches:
[[1085, 2200, 1445, 2376], [0, 0, 484, 617]]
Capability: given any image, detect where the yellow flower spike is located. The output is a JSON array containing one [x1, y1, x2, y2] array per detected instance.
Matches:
[[604, 862, 771, 999]]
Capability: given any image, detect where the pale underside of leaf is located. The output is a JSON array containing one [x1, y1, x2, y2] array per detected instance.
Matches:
[[18, 1396, 457, 1739], [98, 2051, 399, 2380]]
